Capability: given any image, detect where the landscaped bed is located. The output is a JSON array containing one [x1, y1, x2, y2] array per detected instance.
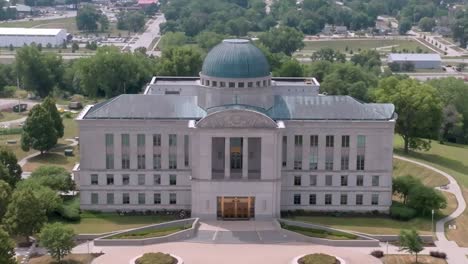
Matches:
[[298, 253, 339, 264], [280, 222, 357, 240], [135, 252, 178, 264], [29, 253, 99, 264], [381, 254, 447, 264], [109, 225, 190, 239]]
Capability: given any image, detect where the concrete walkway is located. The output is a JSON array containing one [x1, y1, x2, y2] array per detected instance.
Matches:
[[394, 155, 468, 264]]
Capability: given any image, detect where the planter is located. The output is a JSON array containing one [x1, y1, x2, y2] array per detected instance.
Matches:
[[290, 254, 346, 264], [130, 253, 183, 264]]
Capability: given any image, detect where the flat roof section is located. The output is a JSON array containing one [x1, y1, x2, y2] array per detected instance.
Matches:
[[0, 27, 65, 36]]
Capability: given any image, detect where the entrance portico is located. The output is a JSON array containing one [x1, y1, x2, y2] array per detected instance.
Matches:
[[190, 108, 282, 219]]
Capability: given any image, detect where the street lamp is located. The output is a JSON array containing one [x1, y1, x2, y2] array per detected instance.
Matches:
[[431, 209, 435, 237]]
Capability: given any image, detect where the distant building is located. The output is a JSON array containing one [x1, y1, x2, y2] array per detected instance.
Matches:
[[138, 0, 158, 7], [0, 28, 67, 47], [387, 53, 441, 69], [434, 26, 452, 37], [321, 24, 348, 35]]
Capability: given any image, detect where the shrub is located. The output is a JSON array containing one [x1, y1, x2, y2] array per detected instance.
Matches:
[[430, 251, 447, 259], [136, 252, 177, 264], [56, 196, 80, 221], [298, 253, 337, 264], [1, 86, 17, 98], [63, 112, 73, 119], [390, 203, 417, 221], [370, 250, 384, 258]]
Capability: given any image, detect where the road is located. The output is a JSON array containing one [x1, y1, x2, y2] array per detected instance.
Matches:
[[0, 11, 77, 24], [123, 14, 166, 53]]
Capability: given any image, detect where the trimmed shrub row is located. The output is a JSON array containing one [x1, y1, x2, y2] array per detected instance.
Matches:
[[299, 253, 337, 264]]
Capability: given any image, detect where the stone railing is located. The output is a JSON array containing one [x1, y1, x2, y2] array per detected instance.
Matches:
[[94, 218, 199, 246], [276, 219, 380, 247]]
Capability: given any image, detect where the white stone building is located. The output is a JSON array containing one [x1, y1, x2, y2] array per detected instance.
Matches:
[[75, 39, 396, 220]]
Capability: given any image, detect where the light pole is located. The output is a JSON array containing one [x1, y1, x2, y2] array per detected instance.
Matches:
[[431, 209, 435, 238]]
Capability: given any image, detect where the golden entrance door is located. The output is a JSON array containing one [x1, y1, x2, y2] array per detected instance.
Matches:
[[218, 197, 254, 219]]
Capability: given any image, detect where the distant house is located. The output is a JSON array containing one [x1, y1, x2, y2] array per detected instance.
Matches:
[[387, 53, 441, 69], [137, 0, 158, 7], [321, 24, 347, 35]]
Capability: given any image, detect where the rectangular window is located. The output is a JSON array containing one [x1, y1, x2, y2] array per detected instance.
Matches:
[[248, 82, 253, 87], [122, 193, 130, 204], [169, 154, 177, 169], [121, 134, 130, 169], [169, 193, 177, 204], [106, 174, 114, 185], [212, 81, 217, 87], [170, 174, 177, 185], [310, 175, 317, 186], [153, 134, 161, 146], [256, 81, 261, 87], [91, 174, 98, 185], [340, 175, 348, 186], [357, 155, 365, 171], [326, 135, 334, 147], [138, 193, 146, 204], [357, 135, 366, 148], [282, 136, 287, 167], [106, 193, 114, 204], [340, 194, 348, 205], [310, 135, 318, 147], [372, 175, 380, 187], [294, 175, 301, 186], [340, 155, 349, 170], [91, 193, 98, 204], [229, 82, 235, 88], [372, 194, 379, 205], [294, 135, 303, 146], [137, 134, 145, 170], [356, 194, 363, 205], [220, 82, 226, 87], [169, 134, 177, 146], [122, 174, 129, 185], [309, 194, 316, 205], [184, 135, 189, 167], [105, 134, 114, 169], [138, 174, 145, 185], [309, 151, 318, 170], [294, 135, 302, 170], [356, 175, 364, 186], [154, 174, 161, 185], [154, 193, 161, 204], [325, 158, 333, 170], [238, 82, 244, 88], [325, 175, 332, 186], [153, 154, 161, 169], [293, 194, 301, 205], [341, 135, 350, 148], [325, 194, 332, 205]]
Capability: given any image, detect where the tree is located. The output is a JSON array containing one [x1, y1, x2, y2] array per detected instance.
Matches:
[[99, 15, 109, 32], [401, 61, 415, 72], [39, 223, 75, 263], [258, 26, 304, 56], [0, 180, 11, 219], [374, 77, 443, 153], [439, 105, 464, 143], [452, 11, 468, 48], [418, 17, 435, 32], [388, 61, 401, 72], [399, 19, 412, 35], [351, 50, 381, 69], [195, 31, 226, 51], [76, 4, 101, 31], [0, 228, 15, 264], [158, 31, 187, 51], [4, 187, 47, 242], [15, 45, 63, 97], [399, 229, 424, 263], [407, 185, 447, 216], [311, 48, 346, 63], [156, 46, 203, 76], [30, 166, 74, 192], [392, 175, 421, 204], [275, 59, 303, 77], [16, 179, 62, 215], [118, 11, 146, 32], [42, 96, 64, 138], [21, 104, 58, 154], [0, 148, 21, 187]]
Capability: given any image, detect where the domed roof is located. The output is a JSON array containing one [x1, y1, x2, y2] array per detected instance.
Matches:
[[201, 39, 270, 79]]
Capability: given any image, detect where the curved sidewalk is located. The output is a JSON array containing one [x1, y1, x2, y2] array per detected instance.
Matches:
[[394, 155, 468, 264]]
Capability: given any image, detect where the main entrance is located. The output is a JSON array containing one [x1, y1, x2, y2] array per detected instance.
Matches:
[[217, 196, 255, 220]]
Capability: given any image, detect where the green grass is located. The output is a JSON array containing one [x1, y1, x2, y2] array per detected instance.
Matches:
[[393, 158, 449, 187], [300, 39, 431, 53], [136, 253, 176, 264], [0, 111, 26, 122], [29, 254, 98, 264], [299, 254, 337, 264], [281, 222, 357, 240], [56, 211, 178, 234], [109, 225, 189, 239]]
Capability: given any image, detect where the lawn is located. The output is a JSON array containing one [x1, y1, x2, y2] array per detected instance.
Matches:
[[109, 225, 189, 239], [284, 157, 456, 235], [0, 111, 27, 122], [382, 255, 447, 264], [29, 254, 98, 264], [394, 135, 468, 246], [280, 223, 357, 240], [300, 39, 431, 53], [57, 211, 178, 234]]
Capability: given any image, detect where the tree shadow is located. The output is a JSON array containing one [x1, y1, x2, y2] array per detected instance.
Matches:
[[28, 153, 68, 165]]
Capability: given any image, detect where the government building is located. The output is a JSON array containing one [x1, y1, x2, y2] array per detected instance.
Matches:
[[74, 39, 396, 219]]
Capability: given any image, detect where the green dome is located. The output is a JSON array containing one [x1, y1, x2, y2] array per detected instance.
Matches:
[[201, 39, 270, 79]]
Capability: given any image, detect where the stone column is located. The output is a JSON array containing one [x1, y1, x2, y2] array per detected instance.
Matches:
[[224, 137, 230, 179], [242, 137, 248, 179]]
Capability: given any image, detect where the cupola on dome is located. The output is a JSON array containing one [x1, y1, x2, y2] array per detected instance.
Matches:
[[201, 39, 271, 79]]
